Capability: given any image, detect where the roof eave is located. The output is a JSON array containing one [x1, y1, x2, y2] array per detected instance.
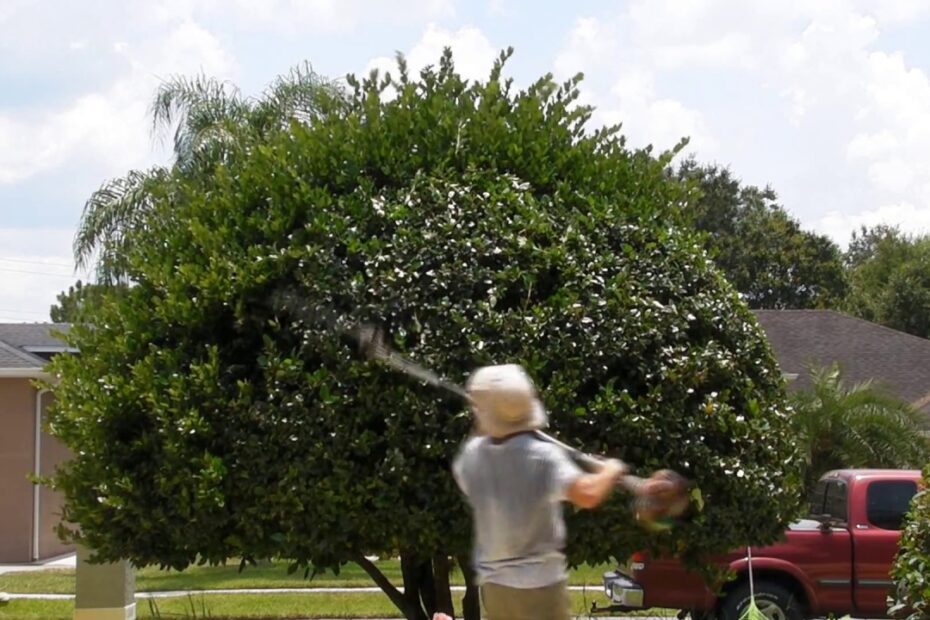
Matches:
[[0, 368, 51, 379]]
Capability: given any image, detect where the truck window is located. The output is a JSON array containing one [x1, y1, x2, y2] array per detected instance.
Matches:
[[808, 480, 827, 516], [823, 480, 847, 521], [866, 481, 917, 530], [808, 479, 847, 521]]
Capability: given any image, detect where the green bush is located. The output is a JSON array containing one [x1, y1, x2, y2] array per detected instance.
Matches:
[[891, 464, 930, 619], [47, 50, 803, 598]]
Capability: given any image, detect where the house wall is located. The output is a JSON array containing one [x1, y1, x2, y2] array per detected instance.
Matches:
[[0, 378, 36, 562], [39, 393, 73, 559], [0, 382, 74, 562]]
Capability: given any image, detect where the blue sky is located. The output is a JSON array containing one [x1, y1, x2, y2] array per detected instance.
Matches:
[[2, 0, 930, 321]]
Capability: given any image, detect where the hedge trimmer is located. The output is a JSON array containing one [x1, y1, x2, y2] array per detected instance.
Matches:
[[352, 323, 694, 531], [272, 292, 694, 529]]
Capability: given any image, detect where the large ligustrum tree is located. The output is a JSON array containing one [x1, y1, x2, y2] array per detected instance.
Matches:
[[48, 51, 804, 619]]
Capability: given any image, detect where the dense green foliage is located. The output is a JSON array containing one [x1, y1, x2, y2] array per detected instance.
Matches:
[[790, 365, 929, 489], [49, 280, 120, 323], [891, 464, 930, 620], [844, 225, 930, 339], [675, 161, 847, 310], [49, 51, 804, 616]]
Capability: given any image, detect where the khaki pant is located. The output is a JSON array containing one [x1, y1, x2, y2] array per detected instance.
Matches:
[[480, 580, 571, 620]]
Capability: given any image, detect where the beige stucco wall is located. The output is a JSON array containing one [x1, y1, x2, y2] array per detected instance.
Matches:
[[0, 378, 37, 562], [0, 381, 74, 562], [39, 393, 72, 559]]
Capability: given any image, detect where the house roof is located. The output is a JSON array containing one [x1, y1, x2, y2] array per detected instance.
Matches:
[[0, 323, 70, 375], [0, 323, 70, 349], [0, 339, 46, 368], [753, 310, 930, 414]]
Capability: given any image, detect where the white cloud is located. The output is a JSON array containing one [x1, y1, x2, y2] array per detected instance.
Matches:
[[553, 17, 616, 78], [855, 0, 930, 24], [815, 202, 930, 245], [218, 0, 455, 32], [867, 159, 915, 194], [599, 70, 718, 154], [554, 15, 718, 155], [487, 0, 511, 17], [551, 1, 930, 243], [847, 130, 899, 159], [0, 19, 235, 185], [366, 23, 498, 84]]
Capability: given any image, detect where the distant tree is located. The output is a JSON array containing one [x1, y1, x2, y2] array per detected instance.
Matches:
[[790, 364, 930, 489], [844, 226, 930, 338], [675, 161, 848, 310], [49, 280, 115, 323], [844, 224, 904, 268]]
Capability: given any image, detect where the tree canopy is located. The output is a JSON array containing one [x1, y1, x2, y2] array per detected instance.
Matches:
[[675, 161, 847, 310], [844, 225, 930, 339], [48, 51, 805, 619], [49, 280, 119, 323]]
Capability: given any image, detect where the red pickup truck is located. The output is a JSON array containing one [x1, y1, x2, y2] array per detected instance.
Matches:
[[599, 469, 920, 620]]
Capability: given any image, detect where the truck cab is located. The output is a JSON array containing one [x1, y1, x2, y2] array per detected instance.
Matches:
[[599, 469, 921, 620]]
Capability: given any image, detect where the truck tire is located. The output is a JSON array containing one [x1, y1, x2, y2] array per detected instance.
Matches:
[[718, 581, 803, 620]]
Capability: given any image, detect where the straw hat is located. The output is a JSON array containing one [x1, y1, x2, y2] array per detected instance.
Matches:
[[465, 364, 548, 438]]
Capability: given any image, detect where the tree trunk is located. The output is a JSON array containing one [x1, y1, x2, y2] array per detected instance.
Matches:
[[456, 554, 481, 620], [354, 553, 414, 617], [432, 555, 455, 617], [400, 552, 431, 620]]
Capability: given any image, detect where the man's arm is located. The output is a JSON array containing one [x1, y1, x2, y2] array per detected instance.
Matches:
[[565, 459, 626, 509]]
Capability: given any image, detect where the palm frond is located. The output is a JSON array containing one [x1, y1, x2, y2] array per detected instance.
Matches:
[[74, 167, 167, 283], [257, 61, 347, 130], [151, 74, 247, 162], [792, 363, 930, 484]]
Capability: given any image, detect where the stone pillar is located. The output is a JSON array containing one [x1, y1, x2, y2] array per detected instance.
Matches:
[[74, 546, 136, 620]]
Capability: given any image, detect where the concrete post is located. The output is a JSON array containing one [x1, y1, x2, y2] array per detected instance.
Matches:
[[73, 546, 136, 620]]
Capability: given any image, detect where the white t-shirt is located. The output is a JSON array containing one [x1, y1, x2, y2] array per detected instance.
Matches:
[[452, 433, 583, 589]]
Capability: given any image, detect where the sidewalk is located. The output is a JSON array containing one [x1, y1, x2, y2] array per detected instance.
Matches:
[[0, 552, 75, 575], [1, 585, 616, 598]]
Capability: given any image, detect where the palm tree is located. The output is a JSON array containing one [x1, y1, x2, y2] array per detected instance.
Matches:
[[74, 62, 344, 282], [791, 363, 930, 488]]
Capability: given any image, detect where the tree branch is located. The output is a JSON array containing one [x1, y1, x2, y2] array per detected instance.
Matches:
[[353, 553, 410, 615]]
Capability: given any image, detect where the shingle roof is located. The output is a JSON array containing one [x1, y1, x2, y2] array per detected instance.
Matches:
[[0, 339, 46, 369], [0, 323, 69, 348], [753, 310, 930, 414], [0, 323, 69, 372]]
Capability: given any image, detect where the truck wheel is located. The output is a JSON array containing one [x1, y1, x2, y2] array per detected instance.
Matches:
[[718, 581, 802, 620]]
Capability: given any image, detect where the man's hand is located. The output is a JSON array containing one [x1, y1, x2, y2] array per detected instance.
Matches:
[[599, 457, 628, 480], [432, 614, 453, 620], [567, 458, 628, 509]]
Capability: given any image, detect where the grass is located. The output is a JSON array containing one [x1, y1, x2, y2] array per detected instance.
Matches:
[[0, 590, 676, 619], [0, 559, 612, 594]]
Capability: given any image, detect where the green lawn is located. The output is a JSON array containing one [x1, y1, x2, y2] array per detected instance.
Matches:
[[0, 590, 674, 619], [0, 559, 612, 594]]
